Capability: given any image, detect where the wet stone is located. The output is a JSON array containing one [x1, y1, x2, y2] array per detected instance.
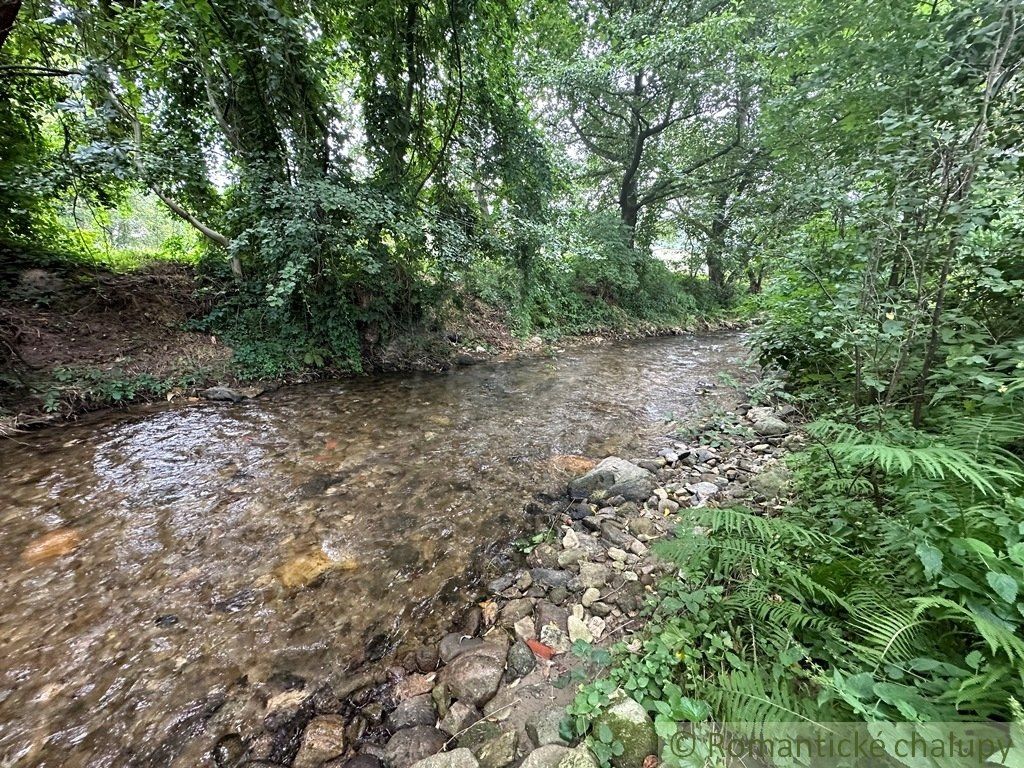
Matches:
[[294, 714, 347, 768], [505, 640, 536, 681], [530, 568, 572, 589], [388, 694, 437, 731], [383, 726, 448, 768]]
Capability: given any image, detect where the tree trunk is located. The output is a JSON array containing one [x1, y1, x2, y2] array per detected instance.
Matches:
[[0, 0, 20, 53]]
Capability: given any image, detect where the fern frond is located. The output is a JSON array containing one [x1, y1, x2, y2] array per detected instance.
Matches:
[[911, 597, 1024, 664]]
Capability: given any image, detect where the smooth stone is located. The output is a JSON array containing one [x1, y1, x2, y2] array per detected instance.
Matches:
[[526, 706, 569, 747], [568, 458, 655, 502], [505, 640, 536, 680], [499, 599, 534, 626], [384, 727, 449, 768], [581, 588, 600, 608], [439, 652, 504, 707], [556, 548, 586, 567], [607, 548, 628, 562], [408, 748, 479, 768], [388, 694, 437, 731], [294, 715, 347, 768], [561, 529, 580, 549], [522, 745, 600, 768], [441, 634, 485, 663]]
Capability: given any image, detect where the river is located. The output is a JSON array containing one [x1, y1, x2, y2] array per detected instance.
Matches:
[[0, 332, 748, 767]]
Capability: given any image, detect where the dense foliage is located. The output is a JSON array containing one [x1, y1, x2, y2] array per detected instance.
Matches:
[[558, 0, 1024, 766], [3, 0, 1023, 758]]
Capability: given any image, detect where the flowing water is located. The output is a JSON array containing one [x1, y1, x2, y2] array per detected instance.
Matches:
[[0, 333, 748, 767]]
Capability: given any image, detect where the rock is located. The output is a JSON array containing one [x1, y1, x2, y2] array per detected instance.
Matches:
[[439, 652, 504, 707], [626, 518, 657, 538], [580, 587, 600, 608], [439, 701, 481, 735], [388, 695, 437, 731], [522, 745, 571, 768], [408, 748, 479, 768], [475, 731, 519, 768], [753, 416, 789, 436], [527, 544, 560, 569], [628, 540, 648, 557], [561, 529, 581, 549], [530, 568, 572, 589], [567, 504, 593, 521], [657, 498, 679, 516], [459, 721, 504, 751], [607, 547, 628, 562], [568, 458, 656, 502], [487, 574, 516, 593], [567, 615, 592, 644], [275, 547, 356, 589], [441, 634, 485, 663], [202, 386, 247, 403], [539, 624, 570, 654], [535, 601, 569, 634], [294, 715, 347, 768], [499, 599, 534, 626], [212, 734, 248, 767], [559, 748, 600, 768], [548, 586, 569, 605], [585, 616, 606, 641], [589, 601, 612, 617], [340, 756, 384, 768], [458, 606, 483, 637], [526, 707, 569, 747], [578, 562, 610, 589], [521, 745, 599, 768], [593, 692, 657, 768], [384, 727, 449, 768], [263, 689, 309, 731], [505, 640, 536, 680], [599, 521, 630, 547], [687, 482, 719, 504], [513, 616, 536, 641], [556, 548, 586, 568], [415, 644, 441, 673], [749, 465, 792, 499]]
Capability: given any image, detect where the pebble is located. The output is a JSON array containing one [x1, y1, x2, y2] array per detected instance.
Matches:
[[567, 615, 592, 643], [580, 588, 600, 608], [561, 529, 580, 549], [607, 547, 628, 563]]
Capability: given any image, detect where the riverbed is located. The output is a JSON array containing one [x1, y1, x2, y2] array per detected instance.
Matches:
[[0, 333, 748, 767]]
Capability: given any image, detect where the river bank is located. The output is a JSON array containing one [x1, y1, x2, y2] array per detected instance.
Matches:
[[0, 333, 752, 767], [197, 404, 800, 768], [0, 262, 737, 435]]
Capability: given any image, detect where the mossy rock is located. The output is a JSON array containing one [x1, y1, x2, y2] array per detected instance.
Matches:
[[594, 691, 657, 768]]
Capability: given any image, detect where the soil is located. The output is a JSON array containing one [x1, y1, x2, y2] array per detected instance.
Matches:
[[0, 261, 742, 435], [0, 262, 231, 433]]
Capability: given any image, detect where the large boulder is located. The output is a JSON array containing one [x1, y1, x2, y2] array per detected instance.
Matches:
[[294, 715, 347, 768], [384, 727, 449, 768], [568, 458, 656, 502], [593, 692, 657, 768], [440, 652, 505, 708]]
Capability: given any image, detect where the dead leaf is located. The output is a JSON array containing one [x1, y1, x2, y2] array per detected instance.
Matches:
[[21, 528, 82, 564]]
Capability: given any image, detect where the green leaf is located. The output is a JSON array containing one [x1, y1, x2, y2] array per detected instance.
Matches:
[[986, 572, 1019, 604], [916, 542, 943, 579]]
